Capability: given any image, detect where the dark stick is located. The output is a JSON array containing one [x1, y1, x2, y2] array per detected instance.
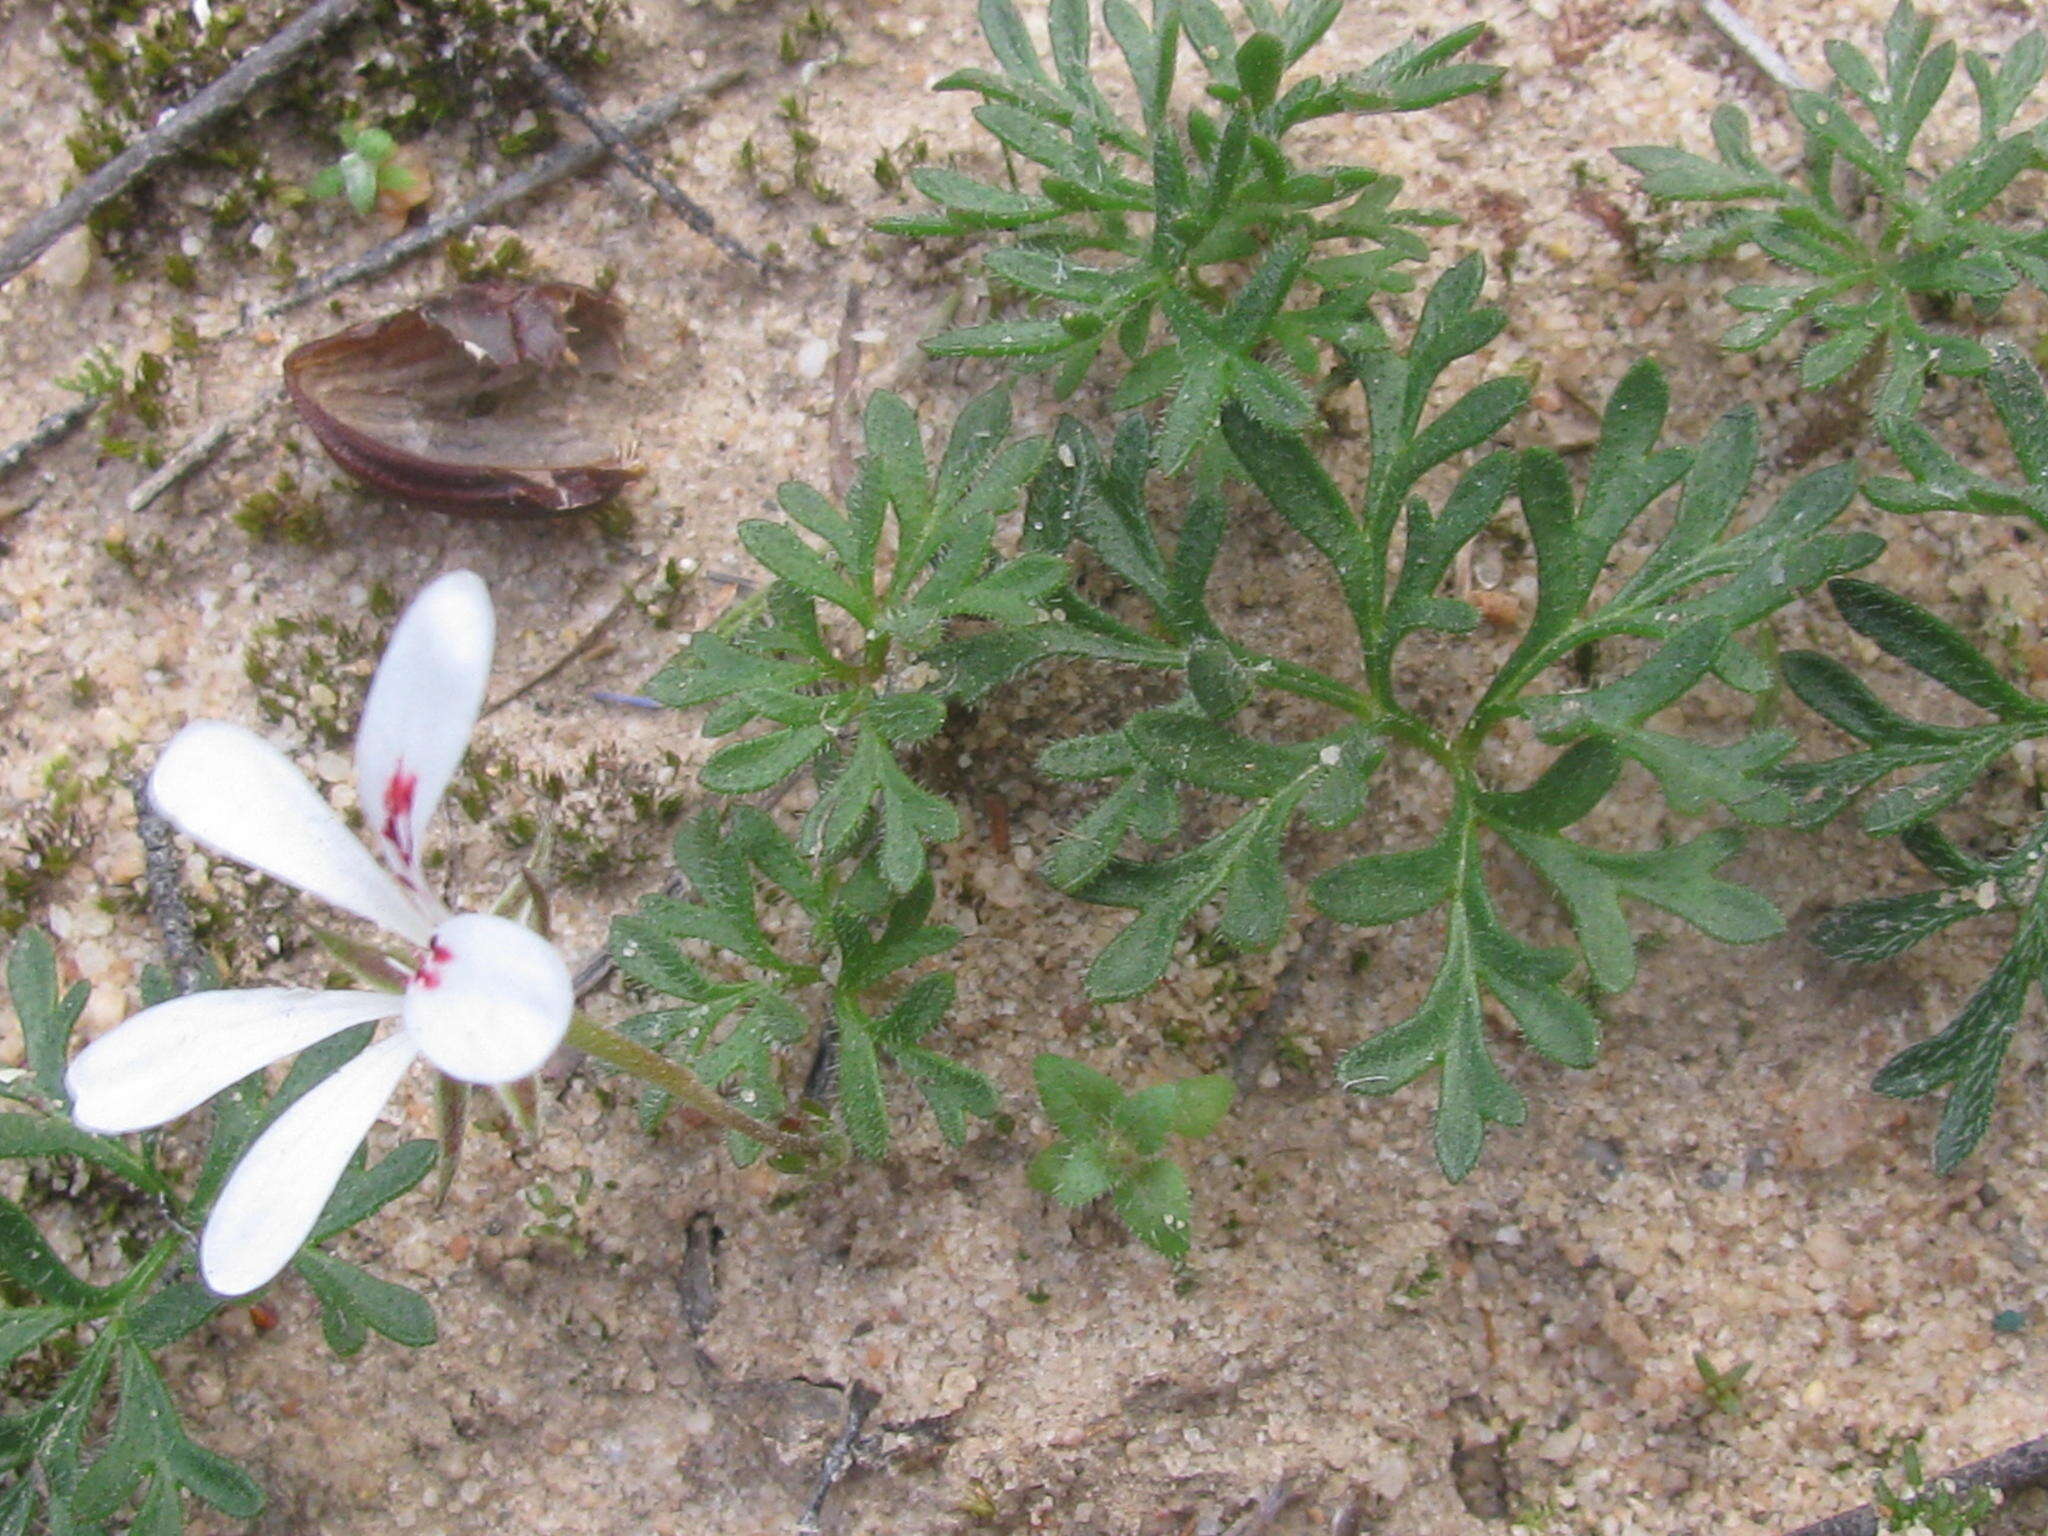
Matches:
[[0, 0, 372, 290], [796, 1382, 881, 1536], [520, 51, 762, 270], [1776, 1435, 2048, 1536], [1229, 918, 1335, 1091], [675, 1211, 720, 1340], [131, 778, 213, 997], [482, 561, 654, 719], [0, 399, 97, 490], [1220, 1478, 1296, 1536], [260, 79, 740, 318]]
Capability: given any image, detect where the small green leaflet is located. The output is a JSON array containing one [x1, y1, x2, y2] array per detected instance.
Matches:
[[1028, 1055, 1232, 1259]]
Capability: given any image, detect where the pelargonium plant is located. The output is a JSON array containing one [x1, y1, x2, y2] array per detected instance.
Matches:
[[0, 571, 840, 1531], [65, 571, 574, 1295]]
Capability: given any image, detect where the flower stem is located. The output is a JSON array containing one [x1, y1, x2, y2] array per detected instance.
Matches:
[[565, 1014, 819, 1159]]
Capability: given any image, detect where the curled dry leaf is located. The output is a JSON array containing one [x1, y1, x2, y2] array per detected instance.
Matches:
[[284, 281, 643, 517], [376, 145, 435, 231]]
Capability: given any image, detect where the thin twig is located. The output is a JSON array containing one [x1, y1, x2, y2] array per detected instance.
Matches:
[[797, 1382, 881, 1536], [1777, 1435, 2048, 1536], [0, 0, 371, 290], [520, 50, 761, 269], [1221, 1478, 1297, 1536], [675, 1211, 720, 1339], [260, 76, 744, 318], [124, 400, 269, 513], [1700, 0, 1813, 96], [482, 560, 654, 718], [0, 398, 98, 489], [1229, 919, 1335, 1092], [131, 778, 212, 997]]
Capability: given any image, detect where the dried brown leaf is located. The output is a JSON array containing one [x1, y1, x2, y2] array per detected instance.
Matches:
[[283, 280, 642, 517]]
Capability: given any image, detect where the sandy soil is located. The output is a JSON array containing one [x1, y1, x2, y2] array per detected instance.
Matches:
[[2, 0, 2046, 1532]]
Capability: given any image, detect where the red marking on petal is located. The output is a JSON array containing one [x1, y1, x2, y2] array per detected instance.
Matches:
[[380, 764, 419, 874], [410, 937, 454, 991]]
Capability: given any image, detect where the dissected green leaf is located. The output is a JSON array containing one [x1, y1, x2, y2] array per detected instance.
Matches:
[[312, 1139, 436, 1244], [296, 1249, 437, 1353], [0, 1196, 107, 1309], [5, 930, 86, 1107], [1873, 909, 2046, 1173], [1500, 826, 1783, 993]]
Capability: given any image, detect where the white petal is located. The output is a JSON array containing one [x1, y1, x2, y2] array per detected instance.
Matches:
[[199, 1032, 417, 1296], [150, 721, 437, 945], [355, 571, 493, 891], [66, 989, 401, 1135], [403, 913, 571, 1085]]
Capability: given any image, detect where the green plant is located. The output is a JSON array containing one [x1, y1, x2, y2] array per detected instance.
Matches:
[[1616, 0, 2048, 421], [57, 345, 173, 462], [952, 257, 1878, 1177], [1874, 1442, 1998, 1535], [306, 121, 418, 216], [1663, 19, 2048, 1178], [233, 470, 333, 546], [0, 930, 437, 1531], [1867, 338, 2048, 533], [1692, 1350, 1754, 1416], [609, 810, 999, 1161], [878, 0, 1499, 469], [1780, 576, 2048, 1172], [28, 1, 2043, 1524], [646, 388, 1063, 892], [1027, 1054, 1232, 1259], [522, 1171, 595, 1258]]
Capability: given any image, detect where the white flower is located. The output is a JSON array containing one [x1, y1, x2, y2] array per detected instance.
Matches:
[[66, 571, 571, 1296]]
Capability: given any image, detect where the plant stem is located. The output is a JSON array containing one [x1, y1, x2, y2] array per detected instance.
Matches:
[[565, 1014, 819, 1158]]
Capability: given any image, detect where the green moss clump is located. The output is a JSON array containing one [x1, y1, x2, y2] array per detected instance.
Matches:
[[443, 232, 535, 282], [233, 471, 333, 546], [455, 745, 688, 891], [243, 609, 382, 751], [0, 755, 133, 936], [57, 346, 176, 464]]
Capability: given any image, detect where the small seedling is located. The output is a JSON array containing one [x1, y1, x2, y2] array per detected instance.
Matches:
[[1392, 1253, 1445, 1306], [307, 121, 419, 217], [1027, 1054, 1233, 1260], [1693, 1351, 1754, 1416], [522, 1171, 595, 1258], [1874, 1442, 1998, 1535]]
